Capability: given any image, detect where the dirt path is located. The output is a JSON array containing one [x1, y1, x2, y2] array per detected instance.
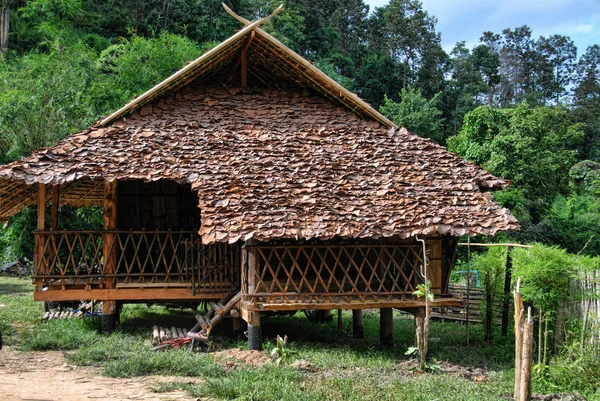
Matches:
[[0, 347, 201, 401]]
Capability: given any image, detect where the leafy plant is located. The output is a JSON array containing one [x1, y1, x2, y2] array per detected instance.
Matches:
[[270, 334, 300, 367], [412, 282, 434, 302]]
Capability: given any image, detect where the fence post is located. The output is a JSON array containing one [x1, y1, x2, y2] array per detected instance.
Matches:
[[502, 246, 514, 336]]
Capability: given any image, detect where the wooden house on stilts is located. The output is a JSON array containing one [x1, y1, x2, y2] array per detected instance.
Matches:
[[0, 6, 517, 351]]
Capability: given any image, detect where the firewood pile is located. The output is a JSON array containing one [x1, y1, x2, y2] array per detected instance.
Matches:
[[151, 326, 191, 345], [42, 301, 96, 320]]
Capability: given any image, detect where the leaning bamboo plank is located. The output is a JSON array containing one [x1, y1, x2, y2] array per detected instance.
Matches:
[[171, 326, 178, 339], [43, 311, 50, 320], [159, 327, 167, 342]]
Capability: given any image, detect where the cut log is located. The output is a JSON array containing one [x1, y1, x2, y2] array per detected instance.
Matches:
[[210, 302, 223, 314], [159, 327, 167, 342], [171, 326, 178, 339], [43, 312, 50, 320], [178, 328, 187, 339], [152, 326, 160, 345], [195, 314, 209, 329], [165, 327, 173, 339]]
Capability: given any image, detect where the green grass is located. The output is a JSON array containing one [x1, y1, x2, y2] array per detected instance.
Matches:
[[0, 276, 596, 400]]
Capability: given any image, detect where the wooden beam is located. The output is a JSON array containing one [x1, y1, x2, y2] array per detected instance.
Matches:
[[244, 298, 463, 311], [241, 31, 255, 89], [457, 243, 532, 248], [33, 288, 228, 302]]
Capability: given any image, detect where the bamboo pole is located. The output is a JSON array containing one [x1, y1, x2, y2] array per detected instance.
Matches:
[[520, 307, 534, 401], [514, 278, 524, 400]]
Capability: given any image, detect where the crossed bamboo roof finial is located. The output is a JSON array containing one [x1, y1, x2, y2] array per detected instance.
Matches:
[[222, 3, 284, 27]]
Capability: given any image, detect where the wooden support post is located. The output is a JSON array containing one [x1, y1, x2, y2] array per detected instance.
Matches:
[[502, 246, 514, 337], [380, 308, 393, 345], [248, 311, 261, 350], [35, 184, 46, 275], [337, 309, 342, 331], [352, 309, 364, 339], [102, 180, 118, 333], [245, 240, 262, 350], [414, 307, 429, 367]]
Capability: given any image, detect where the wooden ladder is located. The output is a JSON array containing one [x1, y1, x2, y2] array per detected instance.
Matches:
[[188, 292, 241, 336]]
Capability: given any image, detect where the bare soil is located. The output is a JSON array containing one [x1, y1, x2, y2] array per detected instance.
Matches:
[[0, 346, 200, 401], [212, 348, 271, 370]]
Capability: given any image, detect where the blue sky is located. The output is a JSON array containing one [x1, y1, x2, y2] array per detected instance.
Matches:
[[364, 0, 600, 55]]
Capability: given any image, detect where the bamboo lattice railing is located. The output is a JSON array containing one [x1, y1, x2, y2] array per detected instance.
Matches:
[[243, 244, 426, 304], [33, 230, 239, 293]]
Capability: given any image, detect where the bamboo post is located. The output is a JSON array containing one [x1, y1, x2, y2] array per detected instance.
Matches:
[[102, 180, 118, 333], [514, 278, 524, 400], [520, 307, 534, 401], [352, 309, 364, 338], [35, 184, 46, 275], [245, 240, 262, 350]]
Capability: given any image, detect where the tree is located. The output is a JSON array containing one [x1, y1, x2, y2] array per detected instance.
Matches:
[[448, 104, 584, 221], [472, 44, 500, 106], [571, 45, 600, 161], [0, 0, 10, 53], [537, 34, 577, 105], [380, 87, 444, 143], [383, 0, 440, 91], [354, 54, 402, 107], [498, 26, 536, 105]]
